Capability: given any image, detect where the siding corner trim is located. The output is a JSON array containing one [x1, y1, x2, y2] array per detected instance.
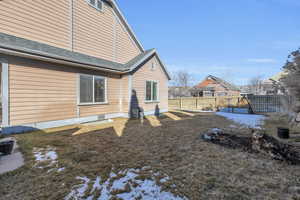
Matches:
[[0, 58, 9, 127]]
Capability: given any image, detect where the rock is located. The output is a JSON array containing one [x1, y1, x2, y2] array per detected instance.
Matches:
[[201, 128, 223, 141], [296, 113, 300, 122], [288, 186, 300, 194]]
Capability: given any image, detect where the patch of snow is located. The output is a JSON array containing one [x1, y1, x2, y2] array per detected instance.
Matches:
[[65, 177, 90, 200], [57, 167, 65, 172], [182, 109, 214, 113], [229, 124, 237, 128], [160, 176, 170, 183], [33, 146, 57, 167], [33, 146, 64, 173], [216, 112, 265, 128], [211, 128, 222, 133], [203, 134, 212, 140], [65, 168, 188, 200], [34, 149, 57, 162]]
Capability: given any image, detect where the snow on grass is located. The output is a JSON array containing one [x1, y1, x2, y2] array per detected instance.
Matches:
[[216, 112, 265, 128], [65, 168, 188, 200], [64, 177, 90, 200], [33, 146, 64, 172]]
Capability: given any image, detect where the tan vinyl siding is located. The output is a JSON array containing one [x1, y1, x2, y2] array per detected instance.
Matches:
[[115, 17, 141, 63], [7, 56, 123, 126], [0, 0, 70, 49], [73, 0, 141, 63], [73, 0, 115, 61], [120, 75, 130, 113], [132, 56, 169, 112], [0, 0, 142, 64], [8, 58, 77, 125]]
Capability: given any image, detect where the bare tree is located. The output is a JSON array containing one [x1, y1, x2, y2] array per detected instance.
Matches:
[[248, 75, 264, 95], [173, 70, 193, 87], [169, 70, 193, 97]]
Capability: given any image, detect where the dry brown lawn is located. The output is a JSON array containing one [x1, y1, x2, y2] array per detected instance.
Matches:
[[1, 111, 300, 200]]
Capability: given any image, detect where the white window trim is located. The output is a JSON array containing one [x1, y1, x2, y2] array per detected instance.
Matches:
[[78, 74, 108, 106], [86, 0, 103, 12], [145, 80, 160, 103]]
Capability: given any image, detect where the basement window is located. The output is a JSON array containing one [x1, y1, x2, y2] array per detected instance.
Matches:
[[145, 81, 159, 102], [87, 0, 103, 11], [79, 74, 107, 104]]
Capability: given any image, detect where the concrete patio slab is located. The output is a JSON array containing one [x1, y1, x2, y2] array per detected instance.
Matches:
[[0, 137, 24, 175]]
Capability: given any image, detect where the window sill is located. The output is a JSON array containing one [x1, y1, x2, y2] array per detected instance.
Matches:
[[145, 101, 160, 104], [78, 102, 109, 106]]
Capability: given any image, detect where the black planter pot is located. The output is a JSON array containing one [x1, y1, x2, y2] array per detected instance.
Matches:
[[277, 127, 290, 139], [0, 141, 14, 155]]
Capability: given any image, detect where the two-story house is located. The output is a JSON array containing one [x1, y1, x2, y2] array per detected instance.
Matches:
[[0, 0, 170, 134]]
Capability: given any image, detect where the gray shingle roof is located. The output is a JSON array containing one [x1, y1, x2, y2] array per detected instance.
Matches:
[[0, 32, 170, 79], [0, 32, 128, 71], [123, 49, 155, 70]]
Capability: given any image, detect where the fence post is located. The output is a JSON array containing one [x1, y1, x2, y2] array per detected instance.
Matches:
[[196, 98, 198, 110], [180, 97, 182, 110], [215, 97, 217, 110]]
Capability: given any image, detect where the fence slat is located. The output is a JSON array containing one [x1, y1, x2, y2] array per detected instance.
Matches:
[[169, 95, 291, 113]]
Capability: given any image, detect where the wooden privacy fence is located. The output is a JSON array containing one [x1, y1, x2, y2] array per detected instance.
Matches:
[[169, 96, 244, 111], [169, 95, 291, 113]]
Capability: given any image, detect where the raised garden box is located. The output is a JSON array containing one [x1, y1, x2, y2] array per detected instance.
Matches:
[[0, 140, 14, 155]]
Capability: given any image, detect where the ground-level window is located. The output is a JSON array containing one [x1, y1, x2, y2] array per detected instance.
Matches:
[[145, 81, 158, 102], [79, 74, 106, 104]]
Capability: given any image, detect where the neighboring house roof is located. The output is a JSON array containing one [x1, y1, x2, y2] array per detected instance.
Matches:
[[196, 79, 215, 88], [196, 75, 240, 91], [0, 32, 171, 79]]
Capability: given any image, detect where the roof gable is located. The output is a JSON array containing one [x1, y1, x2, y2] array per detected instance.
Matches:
[[106, 0, 144, 52], [196, 75, 240, 91], [127, 49, 171, 80]]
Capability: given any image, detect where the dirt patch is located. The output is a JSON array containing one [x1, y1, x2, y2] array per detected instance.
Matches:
[[202, 128, 300, 164], [1, 113, 300, 200]]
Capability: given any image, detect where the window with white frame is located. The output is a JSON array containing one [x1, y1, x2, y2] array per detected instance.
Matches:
[[79, 74, 106, 104], [87, 0, 103, 11], [145, 81, 158, 102]]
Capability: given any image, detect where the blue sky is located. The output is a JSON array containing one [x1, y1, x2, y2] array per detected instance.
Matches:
[[117, 0, 300, 86]]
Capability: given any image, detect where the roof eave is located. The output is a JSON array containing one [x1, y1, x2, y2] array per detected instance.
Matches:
[[0, 47, 126, 75]]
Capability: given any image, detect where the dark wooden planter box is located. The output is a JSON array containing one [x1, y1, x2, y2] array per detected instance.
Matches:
[[278, 128, 290, 139], [0, 141, 14, 155]]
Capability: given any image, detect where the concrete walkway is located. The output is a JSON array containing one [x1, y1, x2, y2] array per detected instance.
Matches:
[[0, 138, 24, 175]]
